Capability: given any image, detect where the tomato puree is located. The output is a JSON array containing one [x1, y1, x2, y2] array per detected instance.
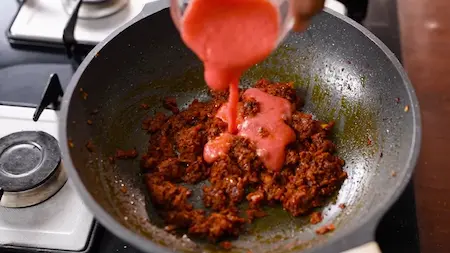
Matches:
[[181, 0, 280, 133], [204, 88, 296, 171], [202, 133, 234, 164]]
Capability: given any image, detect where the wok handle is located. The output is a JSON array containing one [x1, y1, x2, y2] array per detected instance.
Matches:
[[342, 242, 381, 253]]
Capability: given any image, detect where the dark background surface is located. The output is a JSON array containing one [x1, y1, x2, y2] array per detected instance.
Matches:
[[398, 0, 450, 252], [0, 0, 420, 252]]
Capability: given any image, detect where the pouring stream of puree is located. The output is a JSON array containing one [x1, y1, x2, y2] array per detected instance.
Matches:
[[181, 0, 295, 171]]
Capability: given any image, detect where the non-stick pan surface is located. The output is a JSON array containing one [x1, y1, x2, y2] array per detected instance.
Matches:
[[59, 2, 421, 253]]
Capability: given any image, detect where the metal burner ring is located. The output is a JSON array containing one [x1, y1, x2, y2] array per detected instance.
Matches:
[[0, 131, 67, 208], [61, 0, 129, 20]]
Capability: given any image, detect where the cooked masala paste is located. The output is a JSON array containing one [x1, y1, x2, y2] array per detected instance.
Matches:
[[141, 80, 347, 242]]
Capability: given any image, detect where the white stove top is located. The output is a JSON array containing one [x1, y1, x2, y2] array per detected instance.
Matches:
[[0, 105, 94, 251], [9, 0, 346, 46], [10, 0, 154, 45]]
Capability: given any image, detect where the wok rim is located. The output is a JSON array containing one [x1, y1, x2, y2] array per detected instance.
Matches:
[[59, 5, 422, 253]]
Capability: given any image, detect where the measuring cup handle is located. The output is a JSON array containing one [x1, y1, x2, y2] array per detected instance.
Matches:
[[342, 242, 381, 253]]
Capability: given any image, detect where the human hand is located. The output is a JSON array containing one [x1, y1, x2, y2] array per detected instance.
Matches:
[[291, 0, 325, 31]]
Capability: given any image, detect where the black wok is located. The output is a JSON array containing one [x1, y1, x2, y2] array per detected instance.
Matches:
[[59, 2, 421, 253]]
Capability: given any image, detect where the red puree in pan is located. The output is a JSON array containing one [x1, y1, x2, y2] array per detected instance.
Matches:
[[204, 88, 296, 171], [181, 0, 296, 169]]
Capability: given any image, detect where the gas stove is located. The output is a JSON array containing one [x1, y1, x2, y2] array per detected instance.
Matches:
[[9, 0, 148, 46], [0, 105, 95, 252], [0, 0, 419, 252]]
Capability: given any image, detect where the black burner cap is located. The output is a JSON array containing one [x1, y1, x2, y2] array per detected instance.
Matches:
[[0, 131, 61, 192]]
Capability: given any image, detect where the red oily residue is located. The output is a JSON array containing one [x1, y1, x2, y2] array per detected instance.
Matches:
[[204, 88, 296, 171]]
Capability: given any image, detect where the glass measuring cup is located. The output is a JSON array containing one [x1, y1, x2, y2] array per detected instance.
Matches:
[[169, 0, 295, 47]]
